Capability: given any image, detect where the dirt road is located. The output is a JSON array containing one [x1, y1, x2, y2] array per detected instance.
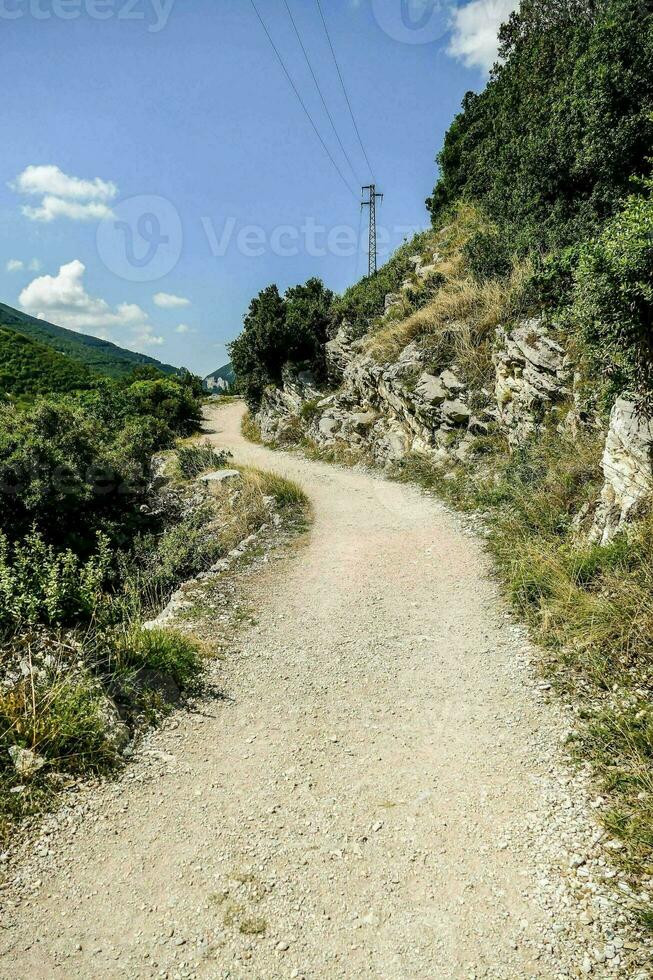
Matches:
[[0, 401, 616, 978]]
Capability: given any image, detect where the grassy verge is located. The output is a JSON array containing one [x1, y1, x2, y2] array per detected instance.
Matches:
[[392, 427, 653, 923], [241, 410, 263, 444]]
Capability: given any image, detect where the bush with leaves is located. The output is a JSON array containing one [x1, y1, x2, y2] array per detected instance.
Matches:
[[573, 179, 653, 402], [229, 278, 334, 408], [462, 229, 513, 282], [0, 529, 112, 635], [427, 0, 653, 252]]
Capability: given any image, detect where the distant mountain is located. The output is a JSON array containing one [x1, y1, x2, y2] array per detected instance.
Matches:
[[204, 362, 235, 392], [0, 302, 179, 380], [0, 326, 93, 398]]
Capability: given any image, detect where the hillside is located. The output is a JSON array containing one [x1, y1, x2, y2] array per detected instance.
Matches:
[[203, 362, 235, 391], [0, 326, 93, 397], [0, 302, 179, 380]]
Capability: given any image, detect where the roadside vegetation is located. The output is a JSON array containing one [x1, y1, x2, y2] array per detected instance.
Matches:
[[0, 352, 308, 841]]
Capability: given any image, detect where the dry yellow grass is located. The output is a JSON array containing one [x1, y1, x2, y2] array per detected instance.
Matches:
[[364, 201, 531, 384], [367, 264, 530, 387]]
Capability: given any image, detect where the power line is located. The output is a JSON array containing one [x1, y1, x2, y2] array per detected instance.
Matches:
[[315, 0, 375, 181], [249, 0, 356, 198], [282, 0, 361, 185]]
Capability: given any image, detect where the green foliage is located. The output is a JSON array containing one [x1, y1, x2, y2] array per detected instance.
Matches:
[[573, 179, 653, 399], [125, 378, 202, 438], [0, 327, 93, 398], [462, 229, 512, 282], [118, 628, 201, 689], [0, 375, 203, 548], [427, 0, 653, 252], [176, 443, 230, 479], [229, 278, 334, 408], [0, 301, 179, 380], [331, 233, 431, 335], [0, 529, 112, 634]]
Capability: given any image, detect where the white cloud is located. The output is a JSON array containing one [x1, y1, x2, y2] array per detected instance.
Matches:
[[6, 259, 24, 272], [154, 291, 191, 309], [28, 258, 41, 272], [22, 196, 114, 223], [447, 0, 516, 72], [14, 165, 117, 202], [176, 323, 190, 334], [12, 164, 118, 223], [19, 260, 164, 348]]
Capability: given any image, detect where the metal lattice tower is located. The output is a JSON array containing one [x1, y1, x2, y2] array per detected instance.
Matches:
[[361, 184, 383, 277]]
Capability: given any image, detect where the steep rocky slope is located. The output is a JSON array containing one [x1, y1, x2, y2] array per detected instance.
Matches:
[[256, 254, 651, 549]]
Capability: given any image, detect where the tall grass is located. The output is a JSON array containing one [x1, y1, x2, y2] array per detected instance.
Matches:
[[364, 203, 532, 388]]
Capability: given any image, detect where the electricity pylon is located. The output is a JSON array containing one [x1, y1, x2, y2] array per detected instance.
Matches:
[[361, 184, 383, 277]]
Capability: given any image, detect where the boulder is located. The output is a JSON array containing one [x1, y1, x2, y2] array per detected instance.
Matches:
[[441, 399, 471, 426], [590, 397, 653, 544], [439, 369, 465, 394], [318, 415, 342, 439], [349, 411, 377, 434], [200, 469, 242, 485]]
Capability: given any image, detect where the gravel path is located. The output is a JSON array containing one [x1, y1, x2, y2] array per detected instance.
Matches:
[[0, 401, 647, 979]]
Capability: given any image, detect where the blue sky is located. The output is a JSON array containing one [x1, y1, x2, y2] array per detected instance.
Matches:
[[1, 0, 515, 375]]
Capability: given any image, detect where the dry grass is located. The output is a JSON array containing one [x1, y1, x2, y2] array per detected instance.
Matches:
[[241, 410, 263, 444], [365, 202, 531, 388]]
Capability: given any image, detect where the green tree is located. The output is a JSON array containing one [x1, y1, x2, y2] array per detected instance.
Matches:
[[427, 0, 653, 252], [229, 279, 334, 408], [573, 179, 653, 400]]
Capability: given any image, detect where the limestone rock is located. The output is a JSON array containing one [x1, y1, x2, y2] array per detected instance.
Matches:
[[384, 292, 402, 313], [494, 319, 570, 447], [414, 373, 447, 406], [590, 397, 653, 544], [200, 470, 242, 485], [441, 399, 471, 425], [8, 746, 46, 777]]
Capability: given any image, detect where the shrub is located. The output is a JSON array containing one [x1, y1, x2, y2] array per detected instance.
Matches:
[[177, 443, 230, 479], [427, 0, 653, 252], [573, 180, 653, 401], [229, 279, 334, 408], [118, 628, 201, 689], [125, 378, 202, 438], [0, 529, 112, 634], [462, 229, 513, 282]]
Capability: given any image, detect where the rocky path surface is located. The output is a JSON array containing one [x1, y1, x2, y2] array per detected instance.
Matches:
[[0, 401, 646, 979]]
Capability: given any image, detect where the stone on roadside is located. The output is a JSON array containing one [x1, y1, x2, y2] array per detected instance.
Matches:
[[8, 746, 46, 777], [200, 470, 242, 485]]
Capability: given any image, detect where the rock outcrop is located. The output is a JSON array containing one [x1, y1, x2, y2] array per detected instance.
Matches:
[[590, 397, 653, 544], [256, 304, 653, 541], [494, 319, 571, 447]]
